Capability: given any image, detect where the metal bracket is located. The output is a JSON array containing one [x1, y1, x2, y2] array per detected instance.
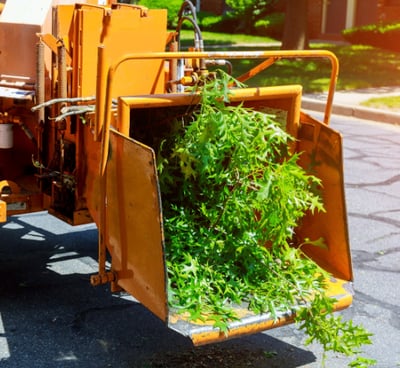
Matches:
[[0, 180, 21, 195], [90, 271, 116, 286]]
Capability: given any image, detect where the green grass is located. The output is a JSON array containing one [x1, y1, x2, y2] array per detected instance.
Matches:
[[361, 95, 400, 111], [179, 31, 400, 93], [179, 29, 277, 46]]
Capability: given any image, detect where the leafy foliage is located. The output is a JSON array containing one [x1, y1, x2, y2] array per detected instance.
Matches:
[[224, 0, 279, 34], [157, 70, 375, 366], [226, 0, 277, 19], [253, 12, 285, 38], [296, 295, 375, 366]]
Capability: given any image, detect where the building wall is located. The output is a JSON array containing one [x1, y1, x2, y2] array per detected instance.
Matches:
[[355, 0, 379, 26], [378, 0, 400, 22]]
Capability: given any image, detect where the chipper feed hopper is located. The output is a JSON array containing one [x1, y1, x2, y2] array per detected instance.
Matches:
[[0, 0, 353, 345]]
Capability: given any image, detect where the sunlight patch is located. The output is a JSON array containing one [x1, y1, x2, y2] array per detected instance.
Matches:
[[49, 251, 79, 260], [0, 314, 11, 360], [0, 221, 24, 230], [54, 351, 78, 362], [17, 212, 96, 236], [47, 256, 98, 275], [21, 230, 46, 241]]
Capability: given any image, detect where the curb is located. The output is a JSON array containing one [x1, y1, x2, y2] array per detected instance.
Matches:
[[302, 97, 400, 125]]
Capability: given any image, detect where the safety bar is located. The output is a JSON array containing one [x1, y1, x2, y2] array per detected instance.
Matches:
[[97, 49, 338, 176]]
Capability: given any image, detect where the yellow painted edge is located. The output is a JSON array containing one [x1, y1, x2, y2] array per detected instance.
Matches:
[[0, 199, 6, 222]]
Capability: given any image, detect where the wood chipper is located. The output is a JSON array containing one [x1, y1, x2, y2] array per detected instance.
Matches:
[[0, 0, 353, 345]]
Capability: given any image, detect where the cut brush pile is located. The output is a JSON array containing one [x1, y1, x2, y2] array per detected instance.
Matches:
[[156, 70, 375, 367]]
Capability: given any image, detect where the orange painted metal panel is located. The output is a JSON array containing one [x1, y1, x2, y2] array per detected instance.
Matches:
[[296, 112, 352, 281], [0, 199, 6, 222], [52, 4, 75, 58], [72, 5, 167, 98], [104, 128, 167, 321]]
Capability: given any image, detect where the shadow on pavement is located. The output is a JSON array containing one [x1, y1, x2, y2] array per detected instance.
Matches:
[[0, 212, 316, 368]]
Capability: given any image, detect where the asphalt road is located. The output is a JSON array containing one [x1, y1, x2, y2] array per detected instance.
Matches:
[[0, 112, 399, 368]]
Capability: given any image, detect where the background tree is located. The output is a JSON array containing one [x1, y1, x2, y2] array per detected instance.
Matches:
[[281, 0, 309, 49], [226, 0, 278, 33]]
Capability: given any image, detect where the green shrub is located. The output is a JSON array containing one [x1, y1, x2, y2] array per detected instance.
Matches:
[[197, 12, 224, 31], [342, 22, 400, 52], [200, 12, 241, 34], [138, 0, 182, 28]]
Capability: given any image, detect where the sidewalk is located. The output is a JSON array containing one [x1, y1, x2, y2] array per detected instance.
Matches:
[[302, 87, 400, 125]]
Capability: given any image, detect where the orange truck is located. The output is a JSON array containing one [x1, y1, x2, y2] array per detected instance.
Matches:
[[0, 0, 352, 345]]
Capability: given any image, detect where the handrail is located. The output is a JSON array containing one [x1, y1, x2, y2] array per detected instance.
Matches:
[[98, 49, 338, 176]]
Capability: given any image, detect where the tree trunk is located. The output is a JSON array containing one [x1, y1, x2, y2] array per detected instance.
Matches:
[[281, 0, 309, 50]]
